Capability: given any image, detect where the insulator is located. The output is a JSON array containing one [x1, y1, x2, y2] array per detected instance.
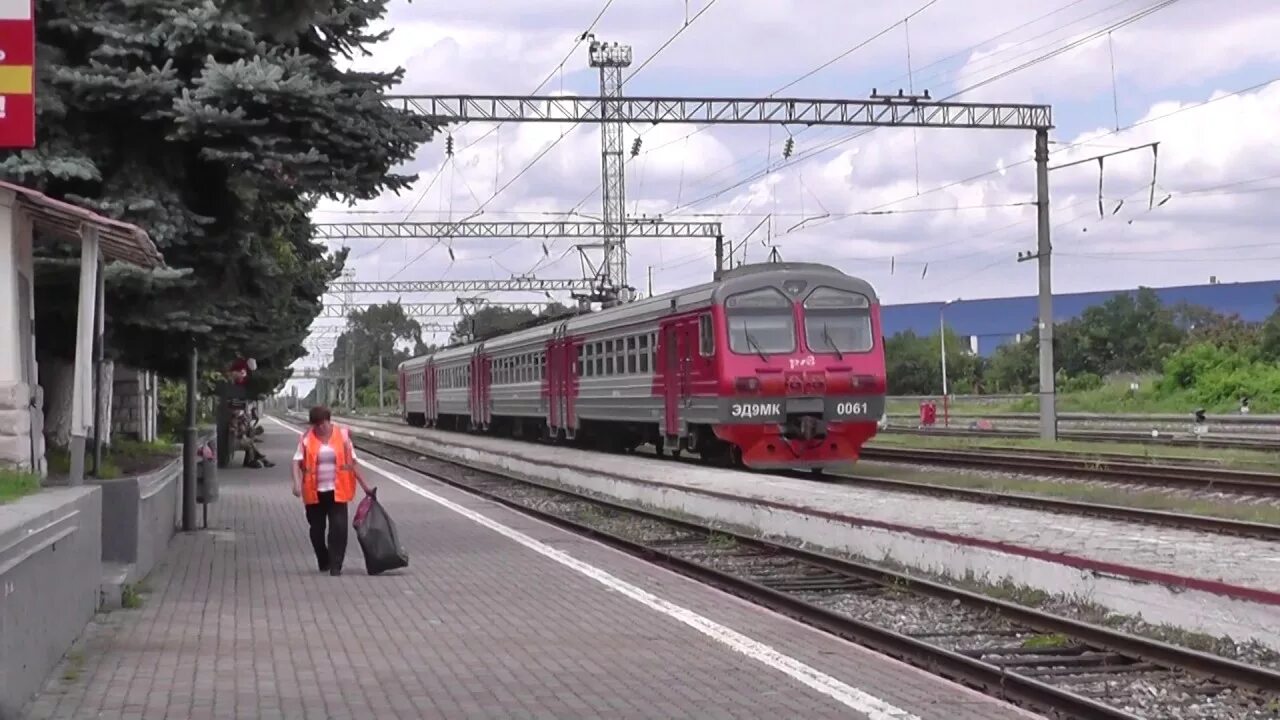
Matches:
[[782, 137, 794, 159], [630, 137, 642, 157], [445, 135, 454, 156]]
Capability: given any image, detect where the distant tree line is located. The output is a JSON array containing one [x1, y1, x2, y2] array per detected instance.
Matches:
[[886, 289, 1280, 411]]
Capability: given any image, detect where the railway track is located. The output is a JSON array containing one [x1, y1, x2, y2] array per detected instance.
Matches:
[[883, 426, 1279, 451], [818, 472, 1280, 541], [335, 415, 1280, 541], [859, 446, 1280, 497], [317, 422, 1280, 720]]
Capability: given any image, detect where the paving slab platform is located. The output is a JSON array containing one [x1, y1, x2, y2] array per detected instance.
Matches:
[[20, 426, 1039, 720], [333, 415, 1280, 651]]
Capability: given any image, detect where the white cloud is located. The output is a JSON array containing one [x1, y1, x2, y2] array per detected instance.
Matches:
[[300, 0, 1280, 355]]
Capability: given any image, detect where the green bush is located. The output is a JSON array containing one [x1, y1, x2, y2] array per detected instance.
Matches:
[[1059, 372, 1103, 394], [1158, 342, 1279, 410]]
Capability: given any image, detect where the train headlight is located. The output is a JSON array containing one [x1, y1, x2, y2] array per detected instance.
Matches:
[[734, 376, 761, 392]]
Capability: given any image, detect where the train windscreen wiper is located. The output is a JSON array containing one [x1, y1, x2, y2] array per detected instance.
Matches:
[[822, 323, 844, 360], [744, 330, 769, 362]]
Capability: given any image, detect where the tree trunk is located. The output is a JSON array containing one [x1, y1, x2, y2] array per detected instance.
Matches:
[[40, 357, 73, 450], [98, 359, 114, 449], [37, 357, 114, 450]]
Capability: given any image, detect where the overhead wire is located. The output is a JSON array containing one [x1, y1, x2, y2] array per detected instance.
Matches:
[[379, 0, 618, 284], [663, 0, 1180, 217], [685, 21, 1265, 241]]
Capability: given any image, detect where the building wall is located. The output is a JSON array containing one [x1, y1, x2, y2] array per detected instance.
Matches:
[[882, 280, 1280, 357], [0, 190, 44, 474], [112, 365, 159, 443]]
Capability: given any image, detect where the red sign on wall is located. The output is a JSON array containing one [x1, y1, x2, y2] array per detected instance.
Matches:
[[0, 0, 34, 148]]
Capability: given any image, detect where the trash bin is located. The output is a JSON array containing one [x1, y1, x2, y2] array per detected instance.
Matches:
[[197, 442, 219, 528]]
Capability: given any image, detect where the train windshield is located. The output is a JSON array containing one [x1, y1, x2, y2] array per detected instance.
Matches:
[[803, 287, 874, 355], [725, 287, 796, 355]]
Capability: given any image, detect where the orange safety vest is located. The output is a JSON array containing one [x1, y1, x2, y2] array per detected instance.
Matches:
[[299, 426, 357, 505]]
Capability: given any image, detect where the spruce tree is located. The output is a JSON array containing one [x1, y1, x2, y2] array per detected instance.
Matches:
[[1, 0, 433, 397]]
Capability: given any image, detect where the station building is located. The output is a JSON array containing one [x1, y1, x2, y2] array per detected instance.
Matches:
[[881, 279, 1280, 357]]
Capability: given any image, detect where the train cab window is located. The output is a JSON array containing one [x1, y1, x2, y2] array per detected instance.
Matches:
[[725, 287, 796, 355], [638, 334, 650, 373], [625, 337, 637, 373], [604, 340, 615, 375], [803, 287, 874, 354], [698, 314, 714, 357]]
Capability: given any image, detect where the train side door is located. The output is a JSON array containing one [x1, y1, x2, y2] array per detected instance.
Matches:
[[564, 334, 578, 433], [471, 347, 490, 429], [425, 363, 436, 424], [662, 322, 682, 437], [546, 331, 561, 431]]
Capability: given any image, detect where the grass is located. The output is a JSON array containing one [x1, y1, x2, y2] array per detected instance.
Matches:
[[1021, 633, 1071, 649], [0, 468, 41, 503], [46, 437, 179, 480], [60, 649, 84, 683], [887, 375, 1274, 415], [121, 582, 144, 609], [845, 462, 1280, 525], [866, 431, 1280, 472]]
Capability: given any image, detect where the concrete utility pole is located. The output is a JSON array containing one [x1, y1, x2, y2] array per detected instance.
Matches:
[[1034, 129, 1055, 441], [378, 352, 384, 410]]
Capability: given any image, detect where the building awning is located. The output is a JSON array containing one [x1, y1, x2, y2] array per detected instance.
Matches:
[[1, 180, 164, 268]]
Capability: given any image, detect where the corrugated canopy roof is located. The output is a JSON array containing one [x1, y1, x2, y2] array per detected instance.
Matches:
[[2, 180, 164, 269]]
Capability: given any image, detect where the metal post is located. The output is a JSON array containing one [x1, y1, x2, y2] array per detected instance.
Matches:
[[939, 307, 949, 429], [647, 266, 653, 298], [378, 353, 384, 410], [714, 235, 724, 279], [1034, 128, 1057, 441], [589, 38, 633, 306], [182, 343, 198, 532]]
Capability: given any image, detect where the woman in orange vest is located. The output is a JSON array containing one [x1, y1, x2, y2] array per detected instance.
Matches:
[[291, 405, 374, 576]]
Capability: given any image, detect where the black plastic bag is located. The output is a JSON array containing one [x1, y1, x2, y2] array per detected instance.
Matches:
[[352, 489, 408, 575]]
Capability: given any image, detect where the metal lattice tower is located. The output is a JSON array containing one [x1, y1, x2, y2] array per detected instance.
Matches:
[[588, 37, 632, 307]]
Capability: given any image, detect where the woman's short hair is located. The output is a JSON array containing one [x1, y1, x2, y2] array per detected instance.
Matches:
[[308, 405, 332, 426]]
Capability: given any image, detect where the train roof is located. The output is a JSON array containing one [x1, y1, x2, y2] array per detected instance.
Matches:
[[398, 262, 876, 368]]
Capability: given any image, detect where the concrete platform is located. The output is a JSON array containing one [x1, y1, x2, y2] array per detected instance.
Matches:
[[21, 426, 1038, 720], [332, 415, 1280, 652]]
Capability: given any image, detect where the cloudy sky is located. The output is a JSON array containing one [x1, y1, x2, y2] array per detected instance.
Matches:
[[298, 0, 1280, 371]]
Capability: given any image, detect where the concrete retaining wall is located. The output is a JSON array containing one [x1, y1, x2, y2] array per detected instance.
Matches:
[[96, 454, 181, 580], [348, 422, 1280, 652], [0, 487, 102, 719]]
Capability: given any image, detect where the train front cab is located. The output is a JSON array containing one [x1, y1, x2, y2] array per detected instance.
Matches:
[[709, 270, 886, 471]]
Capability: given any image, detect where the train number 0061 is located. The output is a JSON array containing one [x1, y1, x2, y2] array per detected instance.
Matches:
[[835, 401, 870, 416]]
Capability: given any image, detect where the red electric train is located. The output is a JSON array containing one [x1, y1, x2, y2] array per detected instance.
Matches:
[[398, 262, 887, 472]]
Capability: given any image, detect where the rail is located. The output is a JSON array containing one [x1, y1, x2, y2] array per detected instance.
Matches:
[[882, 426, 1279, 450], [859, 446, 1280, 496]]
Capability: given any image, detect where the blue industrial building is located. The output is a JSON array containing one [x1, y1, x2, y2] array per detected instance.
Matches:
[[881, 280, 1280, 357]]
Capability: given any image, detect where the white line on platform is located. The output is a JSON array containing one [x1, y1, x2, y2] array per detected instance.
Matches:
[[267, 417, 920, 720]]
